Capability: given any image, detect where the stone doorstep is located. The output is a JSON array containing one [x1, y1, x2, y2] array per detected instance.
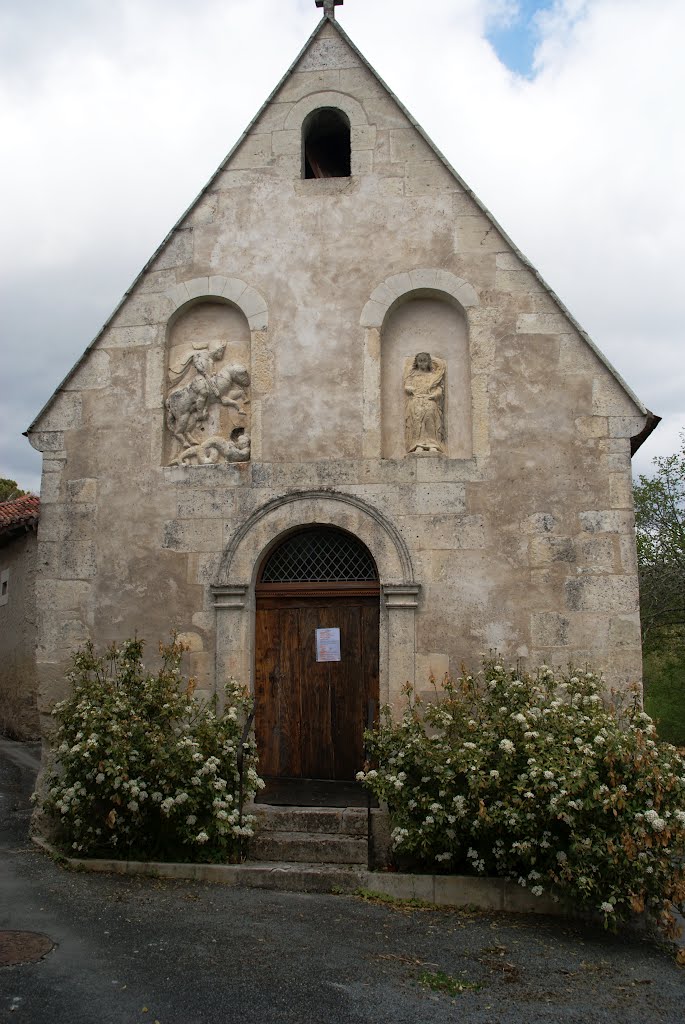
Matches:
[[249, 831, 369, 865], [252, 805, 369, 837]]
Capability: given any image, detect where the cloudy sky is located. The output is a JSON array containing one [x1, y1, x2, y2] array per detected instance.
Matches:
[[1, 0, 683, 492]]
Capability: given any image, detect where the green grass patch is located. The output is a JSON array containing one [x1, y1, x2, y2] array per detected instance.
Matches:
[[643, 648, 685, 747], [352, 887, 438, 910], [418, 969, 482, 996]]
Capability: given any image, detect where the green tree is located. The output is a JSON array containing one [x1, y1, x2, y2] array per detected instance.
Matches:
[[633, 435, 685, 647], [634, 436, 685, 745], [0, 478, 27, 502]]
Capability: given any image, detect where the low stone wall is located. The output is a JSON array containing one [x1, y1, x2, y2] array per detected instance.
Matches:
[[31, 836, 573, 918]]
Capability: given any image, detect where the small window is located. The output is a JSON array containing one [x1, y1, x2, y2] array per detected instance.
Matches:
[[303, 108, 351, 179], [260, 528, 377, 584], [0, 569, 8, 607]]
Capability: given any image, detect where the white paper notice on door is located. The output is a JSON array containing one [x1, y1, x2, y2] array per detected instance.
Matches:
[[315, 627, 341, 662]]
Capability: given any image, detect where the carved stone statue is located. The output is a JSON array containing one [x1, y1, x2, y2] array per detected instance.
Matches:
[[403, 352, 446, 455], [165, 340, 251, 465], [171, 432, 251, 467]]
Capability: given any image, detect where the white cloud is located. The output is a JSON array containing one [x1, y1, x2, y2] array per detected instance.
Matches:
[[1, 0, 682, 490]]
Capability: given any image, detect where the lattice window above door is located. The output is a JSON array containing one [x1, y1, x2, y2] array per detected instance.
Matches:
[[260, 529, 378, 583]]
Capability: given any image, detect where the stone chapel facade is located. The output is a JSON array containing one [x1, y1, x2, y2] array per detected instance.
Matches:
[[27, 13, 657, 783]]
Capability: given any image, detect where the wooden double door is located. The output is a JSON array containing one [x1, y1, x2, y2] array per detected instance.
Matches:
[[254, 591, 380, 783]]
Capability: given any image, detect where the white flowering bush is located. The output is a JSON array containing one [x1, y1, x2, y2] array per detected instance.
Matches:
[[40, 637, 263, 862], [358, 663, 685, 934]]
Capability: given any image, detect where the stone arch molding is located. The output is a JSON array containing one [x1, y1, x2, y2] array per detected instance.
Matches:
[[217, 490, 414, 586], [360, 268, 479, 329], [284, 90, 369, 133], [212, 491, 420, 709], [164, 276, 269, 332]]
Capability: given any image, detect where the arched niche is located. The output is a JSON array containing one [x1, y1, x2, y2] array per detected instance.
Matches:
[[359, 269, 479, 460], [164, 299, 251, 466], [381, 295, 471, 459]]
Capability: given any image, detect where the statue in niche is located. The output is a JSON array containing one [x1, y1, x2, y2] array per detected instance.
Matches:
[[165, 339, 251, 464], [403, 352, 446, 455]]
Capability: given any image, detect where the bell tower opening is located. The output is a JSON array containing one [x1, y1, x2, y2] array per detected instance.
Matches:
[[303, 108, 351, 179]]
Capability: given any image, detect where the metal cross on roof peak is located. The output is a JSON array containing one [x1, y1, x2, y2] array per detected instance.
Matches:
[[316, 0, 343, 19]]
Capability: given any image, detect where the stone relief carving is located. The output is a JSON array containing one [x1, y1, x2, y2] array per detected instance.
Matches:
[[165, 340, 251, 465], [403, 352, 446, 455], [173, 433, 251, 466]]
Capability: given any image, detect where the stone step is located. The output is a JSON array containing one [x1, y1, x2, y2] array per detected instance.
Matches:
[[252, 805, 368, 838], [249, 830, 368, 866], [237, 862, 365, 894]]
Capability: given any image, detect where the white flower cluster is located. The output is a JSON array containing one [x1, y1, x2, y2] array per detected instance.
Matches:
[[643, 809, 667, 832]]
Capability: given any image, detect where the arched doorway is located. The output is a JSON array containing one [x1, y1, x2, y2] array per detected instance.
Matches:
[[254, 527, 380, 804]]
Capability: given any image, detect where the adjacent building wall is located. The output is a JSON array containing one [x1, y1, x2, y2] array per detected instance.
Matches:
[[0, 532, 39, 738]]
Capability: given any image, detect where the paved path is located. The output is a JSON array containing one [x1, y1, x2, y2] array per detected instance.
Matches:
[[1, 742, 683, 1023]]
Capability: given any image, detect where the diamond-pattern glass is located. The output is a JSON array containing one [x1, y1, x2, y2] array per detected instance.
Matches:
[[261, 529, 378, 583]]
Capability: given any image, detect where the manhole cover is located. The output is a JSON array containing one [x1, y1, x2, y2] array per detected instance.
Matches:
[[0, 931, 55, 967]]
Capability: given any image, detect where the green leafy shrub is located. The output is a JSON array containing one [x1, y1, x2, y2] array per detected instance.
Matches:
[[644, 645, 685, 747], [39, 637, 263, 862], [358, 663, 685, 934]]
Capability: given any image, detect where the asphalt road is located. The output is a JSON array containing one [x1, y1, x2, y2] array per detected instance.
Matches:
[[1, 738, 683, 1023]]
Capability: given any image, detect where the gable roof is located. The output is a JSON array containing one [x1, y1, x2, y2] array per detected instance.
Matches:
[[26, 14, 659, 449], [0, 494, 40, 539]]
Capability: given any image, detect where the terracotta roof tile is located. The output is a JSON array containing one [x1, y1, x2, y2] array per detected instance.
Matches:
[[0, 494, 40, 534]]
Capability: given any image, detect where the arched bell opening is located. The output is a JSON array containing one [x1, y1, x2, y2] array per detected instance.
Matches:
[[302, 108, 351, 179]]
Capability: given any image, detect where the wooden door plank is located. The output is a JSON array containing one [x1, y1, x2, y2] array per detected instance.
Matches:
[[299, 605, 335, 779], [254, 607, 283, 779], [328, 604, 359, 780], [279, 606, 302, 778]]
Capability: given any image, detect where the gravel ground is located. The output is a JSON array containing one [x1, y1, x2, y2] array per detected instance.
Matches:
[[1, 739, 683, 1023]]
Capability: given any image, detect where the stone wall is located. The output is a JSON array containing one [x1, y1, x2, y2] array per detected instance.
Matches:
[[0, 532, 39, 738], [28, 20, 647, 729]]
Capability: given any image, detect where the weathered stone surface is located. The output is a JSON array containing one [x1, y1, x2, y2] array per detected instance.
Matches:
[[609, 473, 634, 509], [63, 351, 110, 391], [249, 832, 368, 865], [608, 615, 642, 649], [515, 312, 570, 335], [592, 376, 641, 418], [99, 325, 162, 350], [66, 478, 97, 502], [609, 415, 648, 438], [531, 612, 570, 647], [575, 415, 608, 440], [577, 535, 617, 573], [564, 576, 639, 614], [529, 537, 575, 566], [400, 514, 486, 550], [415, 652, 450, 687], [163, 519, 223, 553], [579, 510, 634, 534], [150, 230, 193, 271], [36, 393, 82, 432]]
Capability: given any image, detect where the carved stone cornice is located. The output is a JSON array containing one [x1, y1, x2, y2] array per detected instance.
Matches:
[[382, 584, 420, 609], [212, 584, 249, 610]]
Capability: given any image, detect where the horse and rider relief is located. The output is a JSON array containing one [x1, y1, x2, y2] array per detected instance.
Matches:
[[165, 339, 251, 466]]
